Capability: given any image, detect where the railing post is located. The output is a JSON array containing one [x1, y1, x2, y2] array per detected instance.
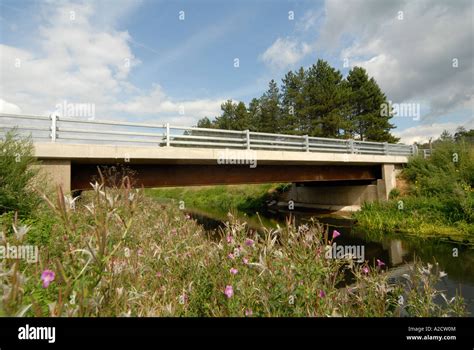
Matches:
[[245, 130, 250, 150], [304, 135, 309, 152], [166, 123, 170, 147], [348, 139, 354, 154], [50, 114, 57, 142], [383, 142, 388, 155], [411, 144, 418, 156]]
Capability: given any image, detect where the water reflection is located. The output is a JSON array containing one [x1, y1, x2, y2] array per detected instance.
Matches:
[[187, 207, 474, 315]]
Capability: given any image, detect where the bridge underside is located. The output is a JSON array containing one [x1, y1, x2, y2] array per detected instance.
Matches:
[[70, 163, 381, 190]]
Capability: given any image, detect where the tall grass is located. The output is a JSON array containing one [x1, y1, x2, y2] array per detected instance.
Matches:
[[0, 130, 40, 216], [0, 174, 466, 317], [146, 183, 291, 216], [354, 140, 474, 242]]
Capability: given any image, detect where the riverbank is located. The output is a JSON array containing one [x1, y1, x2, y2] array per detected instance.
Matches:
[[1, 179, 466, 317], [146, 183, 289, 215]]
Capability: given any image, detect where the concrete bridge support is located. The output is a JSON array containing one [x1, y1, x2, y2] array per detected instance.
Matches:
[[284, 164, 399, 212], [37, 160, 71, 193]]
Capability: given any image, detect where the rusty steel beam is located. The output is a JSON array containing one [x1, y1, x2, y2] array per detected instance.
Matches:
[[70, 163, 379, 190]]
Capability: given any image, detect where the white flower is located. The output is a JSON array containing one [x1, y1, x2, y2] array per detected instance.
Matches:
[[439, 271, 448, 278], [124, 247, 131, 258], [13, 225, 30, 241]]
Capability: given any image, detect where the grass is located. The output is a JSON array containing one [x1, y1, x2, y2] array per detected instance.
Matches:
[[354, 139, 474, 244], [0, 175, 466, 317], [146, 183, 290, 214]]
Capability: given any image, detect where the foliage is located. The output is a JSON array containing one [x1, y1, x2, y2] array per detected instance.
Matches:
[[197, 59, 398, 142], [0, 177, 465, 317], [354, 134, 474, 242], [0, 130, 41, 216]]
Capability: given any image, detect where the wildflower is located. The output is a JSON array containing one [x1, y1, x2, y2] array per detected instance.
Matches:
[[242, 257, 249, 265], [230, 268, 238, 275], [228, 253, 235, 260], [376, 259, 385, 267], [245, 309, 253, 317], [439, 271, 448, 278], [226, 235, 233, 244], [156, 272, 162, 278], [319, 290, 326, 298], [13, 225, 30, 241], [185, 214, 191, 220], [245, 239, 254, 247], [124, 247, 131, 258], [224, 285, 234, 298], [332, 230, 341, 239], [362, 266, 370, 274], [41, 270, 55, 288], [179, 293, 188, 304]]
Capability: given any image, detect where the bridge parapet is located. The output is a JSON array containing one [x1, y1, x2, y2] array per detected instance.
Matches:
[[1, 113, 415, 157]]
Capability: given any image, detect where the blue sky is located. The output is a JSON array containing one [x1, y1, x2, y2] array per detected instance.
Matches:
[[0, 0, 472, 143]]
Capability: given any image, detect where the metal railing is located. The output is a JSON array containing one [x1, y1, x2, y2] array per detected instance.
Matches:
[[0, 113, 416, 156]]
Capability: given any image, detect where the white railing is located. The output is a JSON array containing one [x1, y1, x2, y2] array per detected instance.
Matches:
[[0, 113, 417, 156]]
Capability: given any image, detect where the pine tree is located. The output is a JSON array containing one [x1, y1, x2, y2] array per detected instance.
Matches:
[[248, 98, 262, 131], [214, 100, 235, 130], [347, 67, 399, 142], [258, 80, 281, 133], [196, 117, 213, 128], [280, 67, 306, 135], [303, 59, 350, 138]]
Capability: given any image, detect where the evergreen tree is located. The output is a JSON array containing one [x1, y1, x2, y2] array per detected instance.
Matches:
[[196, 117, 213, 128], [280, 67, 306, 135], [347, 67, 399, 142], [214, 100, 235, 130], [258, 80, 281, 133], [303, 59, 350, 138], [248, 98, 262, 131], [233, 101, 250, 130]]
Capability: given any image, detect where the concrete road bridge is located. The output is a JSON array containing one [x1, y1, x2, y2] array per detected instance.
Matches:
[[1, 113, 418, 211]]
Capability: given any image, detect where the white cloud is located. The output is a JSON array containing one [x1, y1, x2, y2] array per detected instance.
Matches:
[[320, 0, 474, 119], [114, 85, 223, 122], [0, 1, 223, 124], [0, 99, 21, 114], [393, 119, 474, 144], [260, 37, 312, 70]]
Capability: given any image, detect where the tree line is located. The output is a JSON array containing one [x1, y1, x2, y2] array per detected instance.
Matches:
[[197, 59, 399, 143]]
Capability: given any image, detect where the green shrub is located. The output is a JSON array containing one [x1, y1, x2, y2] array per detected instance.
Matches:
[[0, 130, 40, 216]]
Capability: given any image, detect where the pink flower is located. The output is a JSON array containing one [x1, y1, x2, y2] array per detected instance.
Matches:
[[41, 270, 55, 288], [228, 253, 234, 260], [362, 267, 369, 274], [230, 268, 238, 275], [245, 239, 254, 247], [245, 309, 253, 317], [226, 235, 233, 244], [319, 290, 326, 298], [185, 214, 191, 220], [377, 259, 385, 267], [156, 272, 162, 278], [242, 257, 249, 265], [224, 285, 234, 298], [171, 228, 177, 235], [332, 230, 341, 239]]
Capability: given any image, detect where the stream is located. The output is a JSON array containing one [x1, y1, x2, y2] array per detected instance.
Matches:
[[187, 206, 474, 315]]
